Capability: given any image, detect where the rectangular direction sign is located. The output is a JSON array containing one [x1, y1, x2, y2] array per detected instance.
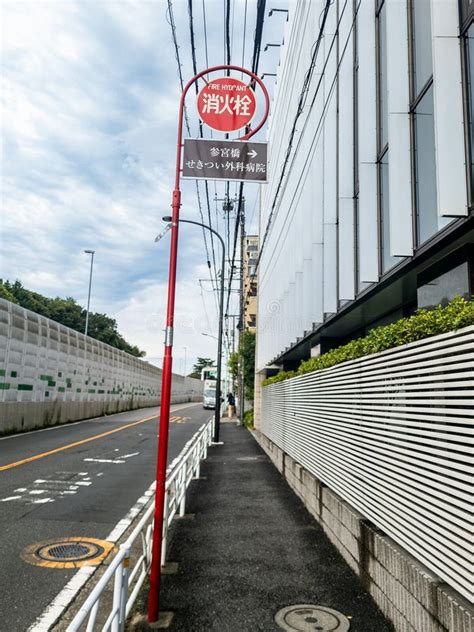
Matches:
[[182, 138, 268, 183]]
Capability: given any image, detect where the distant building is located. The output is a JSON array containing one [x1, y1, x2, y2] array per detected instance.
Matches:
[[243, 235, 258, 331], [256, 0, 473, 376]]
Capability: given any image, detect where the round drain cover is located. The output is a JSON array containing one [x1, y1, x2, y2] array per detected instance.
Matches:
[[37, 541, 103, 562], [275, 605, 350, 632], [22, 537, 114, 569]]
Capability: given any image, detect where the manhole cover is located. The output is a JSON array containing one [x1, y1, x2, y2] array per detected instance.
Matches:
[[275, 605, 350, 632], [22, 537, 114, 569], [37, 541, 103, 562]]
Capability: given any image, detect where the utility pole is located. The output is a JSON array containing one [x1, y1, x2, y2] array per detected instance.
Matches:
[[225, 314, 239, 392], [238, 197, 245, 425]]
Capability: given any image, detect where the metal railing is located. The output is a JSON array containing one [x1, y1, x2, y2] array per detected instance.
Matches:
[[261, 326, 474, 603], [67, 419, 214, 631]]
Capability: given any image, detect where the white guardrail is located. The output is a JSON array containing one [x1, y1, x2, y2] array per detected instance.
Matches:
[[67, 419, 214, 632], [261, 325, 474, 603]]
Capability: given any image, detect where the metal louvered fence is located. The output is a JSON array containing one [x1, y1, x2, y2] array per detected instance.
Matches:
[[261, 325, 474, 603]]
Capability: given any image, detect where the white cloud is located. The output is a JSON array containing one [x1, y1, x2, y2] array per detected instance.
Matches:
[[0, 0, 288, 363]]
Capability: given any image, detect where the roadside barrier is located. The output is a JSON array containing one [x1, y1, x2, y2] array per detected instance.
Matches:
[[262, 325, 474, 604], [66, 418, 214, 631]]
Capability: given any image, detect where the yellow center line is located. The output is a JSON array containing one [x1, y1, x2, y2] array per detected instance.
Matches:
[[0, 414, 159, 473]]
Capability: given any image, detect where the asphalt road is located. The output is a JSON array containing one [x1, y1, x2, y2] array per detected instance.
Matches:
[[0, 402, 211, 632]]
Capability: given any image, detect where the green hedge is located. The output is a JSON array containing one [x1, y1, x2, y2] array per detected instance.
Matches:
[[263, 296, 474, 387], [243, 409, 254, 428]]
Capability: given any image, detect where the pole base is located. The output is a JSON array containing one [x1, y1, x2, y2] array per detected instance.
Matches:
[[210, 441, 224, 446], [130, 612, 174, 629]]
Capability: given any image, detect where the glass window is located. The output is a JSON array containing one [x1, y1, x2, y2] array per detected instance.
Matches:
[[466, 24, 474, 194], [417, 261, 471, 308], [414, 86, 438, 244], [380, 153, 397, 272], [412, 0, 433, 95], [378, 2, 388, 150]]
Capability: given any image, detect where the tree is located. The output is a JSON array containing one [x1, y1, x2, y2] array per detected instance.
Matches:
[[0, 281, 19, 304], [240, 330, 256, 400], [188, 357, 215, 379], [228, 351, 238, 385], [227, 331, 256, 400], [0, 279, 146, 357]]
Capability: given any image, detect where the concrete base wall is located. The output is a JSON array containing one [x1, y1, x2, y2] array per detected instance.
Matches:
[[254, 430, 474, 632], [1, 395, 201, 434]]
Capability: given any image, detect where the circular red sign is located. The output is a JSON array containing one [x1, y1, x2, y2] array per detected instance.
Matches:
[[197, 77, 256, 133]]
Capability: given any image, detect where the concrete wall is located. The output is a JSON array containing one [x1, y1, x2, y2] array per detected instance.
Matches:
[[0, 299, 201, 433], [254, 431, 474, 632]]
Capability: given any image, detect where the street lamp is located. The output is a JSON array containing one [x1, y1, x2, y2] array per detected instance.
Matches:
[[160, 215, 225, 444], [83, 250, 95, 337], [202, 332, 218, 341], [183, 346, 187, 377]]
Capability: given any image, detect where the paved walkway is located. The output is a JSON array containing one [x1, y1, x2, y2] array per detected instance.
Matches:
[[132, 423, 393, 631]]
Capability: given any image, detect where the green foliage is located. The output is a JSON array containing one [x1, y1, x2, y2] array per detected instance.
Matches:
[[188, 357, 215, 379], [0, 279, 146, 357], [240, 330, 256, 400], [228, 351, 239, 383], [0, 281, 19, 304], [243, 409, 254, 429], [263, 296, 474, 386]]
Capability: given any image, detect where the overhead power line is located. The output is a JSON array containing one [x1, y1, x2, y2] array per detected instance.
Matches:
[[187, 0, 220, 297], [225, 0, 231, 72], [250, 0, 267, 77], [166, 0, 218, 309], [224, 0, 267, 318]]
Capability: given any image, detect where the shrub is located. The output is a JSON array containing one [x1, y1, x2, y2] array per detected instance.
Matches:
[[263, 296, 474, 386], [243, 409, 254, 428]]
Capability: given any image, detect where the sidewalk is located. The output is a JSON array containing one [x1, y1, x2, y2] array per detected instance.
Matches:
[[131, 423, 394, 631]]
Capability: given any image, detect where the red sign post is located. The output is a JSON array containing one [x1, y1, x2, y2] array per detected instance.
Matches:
[[147, 66, 269, 623], [197, 77, 257, 132]]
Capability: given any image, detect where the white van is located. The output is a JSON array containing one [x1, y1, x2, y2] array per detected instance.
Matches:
[[203, 380, 217, 409]]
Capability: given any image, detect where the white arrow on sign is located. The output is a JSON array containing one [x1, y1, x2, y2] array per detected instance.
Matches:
[[247, 150, 258, 158]]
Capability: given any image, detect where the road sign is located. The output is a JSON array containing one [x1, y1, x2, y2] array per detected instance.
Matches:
[[197, 77, 256, 132], [182, 139, 268, 183]]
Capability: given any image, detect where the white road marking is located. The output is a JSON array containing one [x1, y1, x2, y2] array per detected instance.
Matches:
[[34, 479, 90, 486], [27, 566, 95, 632], [27, 479, 157, 632], [5, 472, 93, 504], [117, 452, 140, 459], [83, 458, 125, 464], [106, 480, 155, 543], [25, 403, 203, 631]]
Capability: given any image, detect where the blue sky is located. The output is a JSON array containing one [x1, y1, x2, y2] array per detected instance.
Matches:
[[0, 0, 288, 372]]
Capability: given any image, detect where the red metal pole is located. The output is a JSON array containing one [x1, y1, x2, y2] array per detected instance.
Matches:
[[147, 64, 269, 623]]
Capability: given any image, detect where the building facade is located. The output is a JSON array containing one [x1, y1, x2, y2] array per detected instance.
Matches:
[[243, 234, 259, 331], [257, 0, 474, 374]]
